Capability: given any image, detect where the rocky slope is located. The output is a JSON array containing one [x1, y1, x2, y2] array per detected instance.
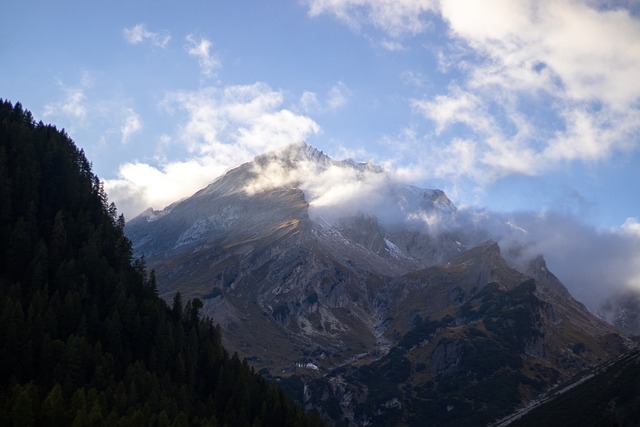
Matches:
[[126, 142, 627, 426]]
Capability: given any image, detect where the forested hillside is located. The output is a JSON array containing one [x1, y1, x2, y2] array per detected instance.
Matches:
[[0, 99, 323, 427]]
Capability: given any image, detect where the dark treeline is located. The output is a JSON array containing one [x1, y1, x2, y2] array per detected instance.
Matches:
[[0, 100, 324, 427]]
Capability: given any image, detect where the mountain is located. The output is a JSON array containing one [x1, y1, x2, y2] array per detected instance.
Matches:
[[0, 100, 323, 427], [127, 142, 629, 425], [126, 142, 467, 369]]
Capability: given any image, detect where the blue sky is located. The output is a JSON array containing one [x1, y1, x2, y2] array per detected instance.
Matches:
[[3, 0, 640, 314], [2, 1, 640, 229]]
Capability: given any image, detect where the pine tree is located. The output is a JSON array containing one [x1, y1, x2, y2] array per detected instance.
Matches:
[[0, 100, 325, 427]]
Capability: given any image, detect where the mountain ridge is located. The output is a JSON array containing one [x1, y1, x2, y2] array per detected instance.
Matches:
[[126, 141, 628, 426]]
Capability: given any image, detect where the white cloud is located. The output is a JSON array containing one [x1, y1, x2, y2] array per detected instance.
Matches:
[[105, 157, 230, 221], [185, 34, 221, 77], [440, 0, 640, 107], [43, 72, 94, 129], [412, 88, 488, 134], [492, 211, 640, 314], [297, 82, 351, 114], [380, 39, 406, 51], [120, 109, 142, 144], [327, 82, 351, 110], [239, 145, 640, 315], [44, 87, 87, 122], [123, 24, 171, 48], [306, 0, 640, 189], [621, 217, 640, 237], [411, 88, 541, 181], [400, 70, 427, 87], [305, 0, 438, 37], [163, 83, 319, 155], [432, 0, 640, 178], [105, 82, 320, 218], [243, 144, 439, 226], [299, 91, 321, 114], [43, 74, 145, 149]]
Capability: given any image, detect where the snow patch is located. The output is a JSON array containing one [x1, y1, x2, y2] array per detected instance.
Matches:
[[174, 207, 239, 248], [384, 238, 406, 259]]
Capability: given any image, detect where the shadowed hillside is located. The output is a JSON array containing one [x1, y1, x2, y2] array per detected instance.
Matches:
[[0, 99, 324, 427]]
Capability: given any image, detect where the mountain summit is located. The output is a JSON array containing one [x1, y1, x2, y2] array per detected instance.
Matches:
[[128, 142, 460, 272], [127, 143, 627, 426], [185, 141, 455, 224]]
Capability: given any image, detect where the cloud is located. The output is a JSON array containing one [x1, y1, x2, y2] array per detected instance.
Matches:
[[305, 0, 438, 37], [105, 157, 230, 220], [120, 108, 142, 144], [43, 72, 95, 123], [43, 72, 96, 132], [440, 1, 640, 110], [297, 82, 351, 114], [163, 83, 320, 155], [123, 24, 171, 48], [245, 146, 391, 219], [430, 1, 640, 179], [410, 87, 542, 182], [488, 211, 640, 318], [105, 83, 320, 218], [438, 1, 640, 104], [379, 203, 640, 320], [43, 73, 145, 148], [621, 217, 640, 238], [44, 87, 87, 122], [240, 144, 640, 318], [412, 88, 489, 135], [380, 39, 406, 51], [400, 70, 428, 87], [306, 0, 640, 191], [327, 82, 351, 110], [243, 143, 640, 318], [299, 91, 321, 114], [185, 35, 221, 77]]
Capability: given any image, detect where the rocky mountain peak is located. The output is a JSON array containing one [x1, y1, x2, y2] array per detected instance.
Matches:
[[254, 141, 331, 168], [125, 142, 628, 427]]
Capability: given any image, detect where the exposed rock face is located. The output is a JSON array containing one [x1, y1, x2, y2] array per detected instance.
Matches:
[[126, 143, 627, 426]]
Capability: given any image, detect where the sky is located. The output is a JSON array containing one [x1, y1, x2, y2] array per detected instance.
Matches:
[[2, 1, 640, 316]]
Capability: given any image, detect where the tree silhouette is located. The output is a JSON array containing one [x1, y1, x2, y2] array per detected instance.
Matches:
[[0, 99, 324, 427]]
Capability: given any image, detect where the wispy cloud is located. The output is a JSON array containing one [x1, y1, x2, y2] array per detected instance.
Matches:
[[297, 82, 351, 114], [105, 82, 320, 218], [379, 39, 406, 51], [44, 87, 87, 122], [185, 35, 221, 77], [327, 82, 351, 110], [305, 0, 438, 37], [123, 23, 171, 48], [43, 72, 144, 149], [490, 211, 640, 319], [120, 108, 142, 144], [43, 72, 94, 130], [400, 70, 428, 87]]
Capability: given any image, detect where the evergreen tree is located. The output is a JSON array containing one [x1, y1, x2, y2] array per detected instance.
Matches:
[[0, 99, 324, 427]]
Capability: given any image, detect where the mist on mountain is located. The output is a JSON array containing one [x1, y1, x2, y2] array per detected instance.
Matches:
[[124, 141, 640, 334], [124, 140, 634, 425], [234, 143, 640, 329]]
